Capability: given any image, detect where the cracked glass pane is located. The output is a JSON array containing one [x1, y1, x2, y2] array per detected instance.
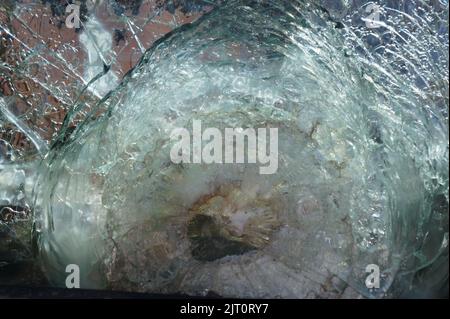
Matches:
[[0, 0, 448, 298]]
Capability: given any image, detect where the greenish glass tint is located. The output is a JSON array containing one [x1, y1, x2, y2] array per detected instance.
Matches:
[[1, 0, 448, 298]]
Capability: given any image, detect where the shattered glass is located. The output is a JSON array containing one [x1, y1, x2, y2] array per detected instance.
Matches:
[[1, 0, 448, 298]]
